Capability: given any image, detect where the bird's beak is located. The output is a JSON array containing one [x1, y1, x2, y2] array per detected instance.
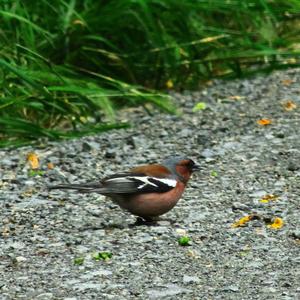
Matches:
[[191, 164, 200, 171]]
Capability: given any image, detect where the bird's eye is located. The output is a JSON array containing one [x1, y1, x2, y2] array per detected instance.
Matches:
[[179, 159, 194, 168]]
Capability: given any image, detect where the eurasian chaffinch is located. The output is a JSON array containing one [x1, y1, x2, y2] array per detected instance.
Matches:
[[50, 156, 199, 222]]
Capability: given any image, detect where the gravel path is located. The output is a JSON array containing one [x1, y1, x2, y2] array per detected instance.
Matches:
[[1, 69, 300, 300]]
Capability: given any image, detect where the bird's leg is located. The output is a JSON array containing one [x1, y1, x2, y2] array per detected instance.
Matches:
[[132, 216, 158, 226]]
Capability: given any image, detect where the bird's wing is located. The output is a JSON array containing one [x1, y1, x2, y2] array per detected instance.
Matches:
[[49, 172, 177, 194], [100, 172, 177, 194]]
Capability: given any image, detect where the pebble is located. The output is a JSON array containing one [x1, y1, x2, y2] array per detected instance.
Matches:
[[34, 293, 54, 300], [232, 202, 250, 211], [147, 284, 192, 299], [183, 275, 200, 284]]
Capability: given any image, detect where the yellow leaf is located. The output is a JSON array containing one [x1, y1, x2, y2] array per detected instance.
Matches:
[[281, 79, 294, 86], [47, 162, 54, 170], [259, 194, 278, 203], [166, 80, 174, 89], [283, 100, 297, 111], [267, 217, 284, 229], [231, 215, 253, 228], [257, 119, 272, 126], [260, 199, 269, 203], [27, 152, 39, 169]]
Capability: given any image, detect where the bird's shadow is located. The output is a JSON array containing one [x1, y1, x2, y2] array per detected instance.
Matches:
[[80, 216, 174, 231]]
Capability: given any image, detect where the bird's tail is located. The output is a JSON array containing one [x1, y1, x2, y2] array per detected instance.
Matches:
[[48, 182, 103, 193]]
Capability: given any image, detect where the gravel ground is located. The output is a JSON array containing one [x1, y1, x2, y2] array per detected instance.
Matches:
[[1, 69, 300, 300]]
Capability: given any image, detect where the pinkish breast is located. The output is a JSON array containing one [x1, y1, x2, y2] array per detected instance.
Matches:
[[112, 181, 186, 218]]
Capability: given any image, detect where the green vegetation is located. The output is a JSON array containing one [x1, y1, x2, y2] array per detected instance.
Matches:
[[73, 257, 85, 265], [178, 236, 191, 246], [1, 0, 300, 147], [92, 251, 113, 261]]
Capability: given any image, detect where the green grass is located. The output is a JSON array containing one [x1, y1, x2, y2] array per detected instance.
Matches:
[[1, 0, 300, 147]]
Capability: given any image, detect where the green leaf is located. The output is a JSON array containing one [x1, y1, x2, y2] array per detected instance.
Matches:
[[74, 257, 84, 265], [28, 170, 45, 177], [193, 102, 207, 112], [211, 170, 218, 177], [178, 236, 191, 246], [92, 252, 112, 261]]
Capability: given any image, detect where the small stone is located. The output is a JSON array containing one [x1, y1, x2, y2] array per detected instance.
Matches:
[[175, 228, 187, 236], [147, 284, 191, 299], [2, 172, 16, 181], [155, 220, 170, 227], [150, 226, 169, 234], [188, 210, 209, 222], [249, 190, 267, 198], [275, 132, 285, 138], [183, 275, 200, 284], [36, 248, 50, 256], [223, 285, 239, 292], [82, 141, 94, 152], [290, 229, 300, 239], [262, 287, 277, 293], [24, 180, 36, 186], [35, 293, 54, 300], [14, 256, 27, 263], [287, 162, 299, 171], [75, 283, 104, 291], [232, 202, 250, 211], [80, 269, 112, 280], [105, 149, 116, 158], [200, 149, 215, 158], [178, 128, 192, 138]]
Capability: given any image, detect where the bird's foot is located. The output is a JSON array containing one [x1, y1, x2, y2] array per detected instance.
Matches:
[[131, 217, 158, 227]]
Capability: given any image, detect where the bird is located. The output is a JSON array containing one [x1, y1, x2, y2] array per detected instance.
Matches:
[[49, 156, 199, 223]]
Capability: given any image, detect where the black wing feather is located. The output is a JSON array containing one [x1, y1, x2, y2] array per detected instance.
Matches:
[[49, 172, 176, 195]]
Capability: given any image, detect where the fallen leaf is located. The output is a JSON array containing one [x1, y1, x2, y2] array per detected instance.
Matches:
[[28, 170, 45, 177], [166, 79, 174, 89], [281, 79, 294, 86], [260, 194, 279, 203], [211, 170, 218, 177], [178, 236, 191, 246], [27, 152, 40, 169], [193, 102, 207, 112], [232, 215, 254, 228], [92, 252, 112, 261], [283, 100, 297, 111], [267, 217, 284, 229], [74, 257, 85, 265], [47, 162, 54, 170], [257, 119, 272, 126]]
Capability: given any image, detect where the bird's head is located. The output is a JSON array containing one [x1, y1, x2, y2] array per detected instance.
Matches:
[[163, 156, 199, 183]]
